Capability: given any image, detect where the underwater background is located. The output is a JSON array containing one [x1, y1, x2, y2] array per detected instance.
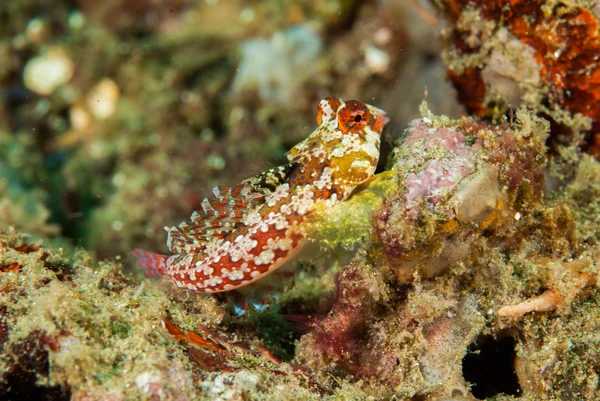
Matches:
[[1, 0, 600, 400]]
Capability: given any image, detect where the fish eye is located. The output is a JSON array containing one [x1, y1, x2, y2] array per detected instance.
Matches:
[[337, 100, 370, 134]]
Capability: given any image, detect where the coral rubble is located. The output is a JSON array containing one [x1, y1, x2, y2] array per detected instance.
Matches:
[[434, 0, 600, 155]]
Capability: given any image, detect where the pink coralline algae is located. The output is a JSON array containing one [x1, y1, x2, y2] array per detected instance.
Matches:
[[399, 120, 477, 218], [133, 98, 387, 293], [375, 109, 548, 281]]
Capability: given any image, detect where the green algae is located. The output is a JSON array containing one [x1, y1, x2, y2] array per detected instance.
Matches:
[[309, 170, 397, 250], [0, 228, 214, 399]]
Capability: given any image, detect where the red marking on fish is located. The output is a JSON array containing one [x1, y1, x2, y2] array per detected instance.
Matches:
[[133, 98, 387, 292]]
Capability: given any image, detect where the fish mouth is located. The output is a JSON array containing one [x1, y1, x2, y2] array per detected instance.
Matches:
[[378, 112, 390, 127], [369, 105, 389, 133]]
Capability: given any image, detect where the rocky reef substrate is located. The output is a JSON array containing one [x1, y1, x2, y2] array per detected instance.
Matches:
[[2, 107, 599, 400]]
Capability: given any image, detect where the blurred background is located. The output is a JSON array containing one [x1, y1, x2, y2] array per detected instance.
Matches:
[[0, 0, 462, 261]]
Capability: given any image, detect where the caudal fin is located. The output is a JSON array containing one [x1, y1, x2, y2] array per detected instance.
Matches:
[[132, 248, 168, 277]]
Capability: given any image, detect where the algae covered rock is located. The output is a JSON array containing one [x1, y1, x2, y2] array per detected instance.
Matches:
[[0, 228, 318, 400], [3, 102, 600, 400], [2, 1, 600, 398], [376, 107, 548, 282], [296, 107, 600, 400]]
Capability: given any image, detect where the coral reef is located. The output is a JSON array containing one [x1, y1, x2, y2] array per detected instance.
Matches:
[[4, 105, 600, 400], [2, 1, 600, 400], [295, 108, 600, 400], [434, 0, 600, 155]]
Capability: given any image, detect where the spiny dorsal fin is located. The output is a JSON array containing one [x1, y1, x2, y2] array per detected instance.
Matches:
[[166, 163, 298, 254], [192, 186, 252, 223], [242, 163, 297, 193]]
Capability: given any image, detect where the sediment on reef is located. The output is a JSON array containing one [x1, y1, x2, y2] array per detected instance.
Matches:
[[2, 106, 600, 401]]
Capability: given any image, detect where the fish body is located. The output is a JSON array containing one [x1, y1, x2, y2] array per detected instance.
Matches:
[[133, 98, 388, 292]]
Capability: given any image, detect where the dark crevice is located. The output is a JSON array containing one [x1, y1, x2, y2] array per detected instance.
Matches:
[[462, 334, 521, 399], [0, 331, 71, 401]]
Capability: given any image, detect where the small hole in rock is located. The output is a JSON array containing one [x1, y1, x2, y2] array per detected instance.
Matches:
[[462, 334, 521, 399]]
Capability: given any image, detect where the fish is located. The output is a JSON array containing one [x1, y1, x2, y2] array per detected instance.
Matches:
[[132, 97, 388, 293]]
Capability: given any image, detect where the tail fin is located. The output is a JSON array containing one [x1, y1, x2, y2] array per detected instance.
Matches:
[[132, 248, 168, 277]]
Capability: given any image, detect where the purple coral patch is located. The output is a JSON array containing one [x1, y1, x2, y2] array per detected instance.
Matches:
[[397, 119, 478, 219]]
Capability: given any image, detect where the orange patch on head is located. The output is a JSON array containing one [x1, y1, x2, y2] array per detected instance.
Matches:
[[370, 110, 388, 134], [316, 97, 342, 125]]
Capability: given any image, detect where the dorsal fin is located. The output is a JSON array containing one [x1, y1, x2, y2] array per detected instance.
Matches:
[[242, 163, 297, 193], [166, 163, 298, 254], [165, 224, 233, 255], [192, 186, 251, 223]]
